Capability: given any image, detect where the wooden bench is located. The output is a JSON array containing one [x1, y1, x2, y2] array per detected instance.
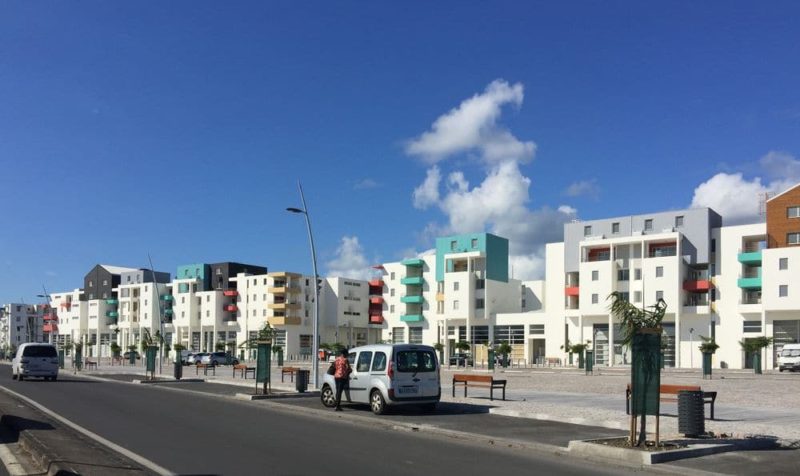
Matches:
[[625, 384, 717, 420], [545, 357, 561, 367], [84, 359, 98, 370], [452, 374, 507, 401], [281, 367, 300, 382], [195, 363, 216, 376], [233, 363, 255, 379]]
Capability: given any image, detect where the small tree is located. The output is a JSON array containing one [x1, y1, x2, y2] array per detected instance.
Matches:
[[454, 341, 470, 353], [110, 342, 121, 356], [698, 336, 719, 354], [740, 336, 773, 374], [215, 341, 226, 351]]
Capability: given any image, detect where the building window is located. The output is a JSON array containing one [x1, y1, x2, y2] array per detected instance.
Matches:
[[529, 324, 545, 335], [390, 272, 395, 280], [634, 291, 642, 303], [779, 258, 788, 270], [390, 305, 395, 313], [743, 321, 762, 333], [475, 279, 485, 289], [408, 327, 423, 344], [453, 282, 459, 291], [471, 238, 478, 248], [634, 268, 642, 280], [644, 219, 653, 231], [788, 233, 800, 245], [584, 225, 592, 237], [475, 298, 484, 309], [612, 222, 620, 234], [711, 239, 716, 252], [618, 292, 630, 302], [779, 285, 788, 297], [451, 240, 457, 251], [787, 206, 800, 218], [453, 300, 459, 310], [656, 291, 664, 301], [617, 269, 629, 281], [392, 327, 405, 344], [592, 270, 599, 281], [390, 288, 395, 297], [591, 294, 598, 304], [656, 266, 664, 277]]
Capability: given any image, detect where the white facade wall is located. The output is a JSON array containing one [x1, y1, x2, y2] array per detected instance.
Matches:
[[0, 303, 42, 352]]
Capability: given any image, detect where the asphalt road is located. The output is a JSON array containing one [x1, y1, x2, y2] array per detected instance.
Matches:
[[0, 371, 637, 476]]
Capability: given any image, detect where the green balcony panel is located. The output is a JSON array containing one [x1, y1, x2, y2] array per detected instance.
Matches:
[[400, 314, 424, 322], [106, 311, 119, 318], [160, 295, 174, 301], [737, 251, 762, 265], [400, 295, 424, 304], [401, 258, 425, 267], [105, 299, 118, 305], [737, 277, 762, 289], [164, 309, 173, 316], [401, 276, 425, 286]]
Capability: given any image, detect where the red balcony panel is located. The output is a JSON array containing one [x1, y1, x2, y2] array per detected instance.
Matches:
[[368, 279, 384, 288], [43, 323, 58, 333], [223, 290, 239, 297], [43, 314, 58, 321], [564, 286, 580, 297], [369, 315, 384, 324], [683, 280, 713, 292], [370, 296, 384, 304], [225, 305, 238, 312]]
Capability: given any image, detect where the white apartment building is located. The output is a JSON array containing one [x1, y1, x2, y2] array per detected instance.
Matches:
[[0, 303, 44, 353], [49, 289, 84, 348]]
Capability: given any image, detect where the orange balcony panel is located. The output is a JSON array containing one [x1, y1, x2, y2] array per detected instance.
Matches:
[[223, 290, 239, 297], [43, 323, 58, 333], [368, 279, 384, 288], [370, 296, 384, 304], [369, 315, 384, 324], [565, 286, 580, 297], [225, 305, 238, 312], [43, 314, 58, 321], [683, 280, 713, 292]]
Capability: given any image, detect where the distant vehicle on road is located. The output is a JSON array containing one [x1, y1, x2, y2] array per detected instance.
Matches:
[[12, 343, 59, 381], [320, 344, 440, 415], [778, 344, 800, 372], [200, 352, 239, 366], [188, 352, 209, 365], [449, 353, 473, 367]]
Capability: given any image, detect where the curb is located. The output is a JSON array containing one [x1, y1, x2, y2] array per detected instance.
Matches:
[[489, 408, 626, 430]]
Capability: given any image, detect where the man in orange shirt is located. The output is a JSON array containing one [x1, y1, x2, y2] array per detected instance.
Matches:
[[333, 348, 351, 411]]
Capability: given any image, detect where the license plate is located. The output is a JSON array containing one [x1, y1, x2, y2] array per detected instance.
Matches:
[[398, 385, 419, 394]]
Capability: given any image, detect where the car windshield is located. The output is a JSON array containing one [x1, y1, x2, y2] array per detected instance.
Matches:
[[782, 349, 800, 357], [22, 346, 57, 358], [395, 350, 436, 373]]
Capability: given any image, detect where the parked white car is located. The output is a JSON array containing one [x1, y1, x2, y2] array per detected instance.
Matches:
[[320, 344, 440, 414], [12, 343, 59, 381], [778, 343, 800, 372]]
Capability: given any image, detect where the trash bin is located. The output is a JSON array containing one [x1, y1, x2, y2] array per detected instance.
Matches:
[[585, 350, 593, 374], [174, 358, 183, 380], [58, 349, 65, 369], [678, 390, 705, 437], [296, 369, 309, 393], [488, 350, 495, 370]]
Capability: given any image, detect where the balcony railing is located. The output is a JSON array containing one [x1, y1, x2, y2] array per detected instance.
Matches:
[[739, 298, 762, 305], [648, 247, 676, 258], [223, 290, 239, 297], [369, 315, 384, 324], [160, 295, 174, 301], [564, 286, 580, 297], [225, 305, 238, 312]]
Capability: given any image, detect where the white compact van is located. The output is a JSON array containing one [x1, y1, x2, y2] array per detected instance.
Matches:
[[778, 343, 800, 372], [320, 344, 440, 414], [12, 343, 59, 381]]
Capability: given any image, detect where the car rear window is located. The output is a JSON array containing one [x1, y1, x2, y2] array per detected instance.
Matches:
[[22, 346, 57, 358], [395, 350, 436, 373]]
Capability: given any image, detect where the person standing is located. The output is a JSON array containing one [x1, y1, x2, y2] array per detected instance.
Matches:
[[333, 348, 351, 411]]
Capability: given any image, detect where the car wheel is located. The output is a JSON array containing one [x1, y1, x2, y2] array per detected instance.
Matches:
[[780, 368, 785, 372], [370, 390, 386, 415], [11, 373, 17, 380], [320, 385, 337, 408]]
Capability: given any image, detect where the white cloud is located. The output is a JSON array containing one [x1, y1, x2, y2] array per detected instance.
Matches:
[[354, 178, 380, 190], [326, 236, 372, 280], [690, 151, 800, 225], [564, 179, 600, 199], [406, 79, 535, 165], [412, 166, 441, 209], [45, 270, 57, 277], [405, 80, 571, 280]]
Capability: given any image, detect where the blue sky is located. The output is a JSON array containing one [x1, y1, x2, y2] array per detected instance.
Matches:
[[2, 1, 800, 303]]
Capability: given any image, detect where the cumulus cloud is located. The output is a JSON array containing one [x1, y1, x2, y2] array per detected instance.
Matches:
[[564, 179, 600, 199], [558, 205, 577, 215], [406, 79, 535, 165], [690, 151, 800, 225], [326, 236, 372, 280], [412, 166, 441, 209], [354, 178, 380, 190], [405, 80, 570, 279]]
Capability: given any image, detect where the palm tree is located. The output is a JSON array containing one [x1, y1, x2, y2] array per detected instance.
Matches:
[[608, 291, 667, 447]]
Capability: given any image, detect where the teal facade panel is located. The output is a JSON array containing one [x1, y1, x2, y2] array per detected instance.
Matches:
[[435, 233, 508, 283], [176, 263, 210, 290]]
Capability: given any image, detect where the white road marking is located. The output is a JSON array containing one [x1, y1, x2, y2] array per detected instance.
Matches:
[[0, 440, 28, 476], [0, 384, 175, 476]]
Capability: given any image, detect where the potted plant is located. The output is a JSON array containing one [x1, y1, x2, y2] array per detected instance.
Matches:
[[740, 336, 773, 374], [215, 341, 226, 352], [272, 344, 284, 366], [698, 336, 718, 378], [453, 341, 471, 366], [110, 342, 121, 359], [173, 343, 186, 364], [496, 342, 513, 368], [433, 342, 444, 365], [569, 341, 591, 369]]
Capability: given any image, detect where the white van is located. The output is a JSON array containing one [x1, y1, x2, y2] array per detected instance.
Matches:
[[12, 343, 59, 381], [778, 343, 800, 372], [320, 344, 440, 414]]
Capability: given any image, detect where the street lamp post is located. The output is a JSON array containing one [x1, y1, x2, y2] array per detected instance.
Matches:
[[287, 181, 320, 389], [37, 290, 51, 344]]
